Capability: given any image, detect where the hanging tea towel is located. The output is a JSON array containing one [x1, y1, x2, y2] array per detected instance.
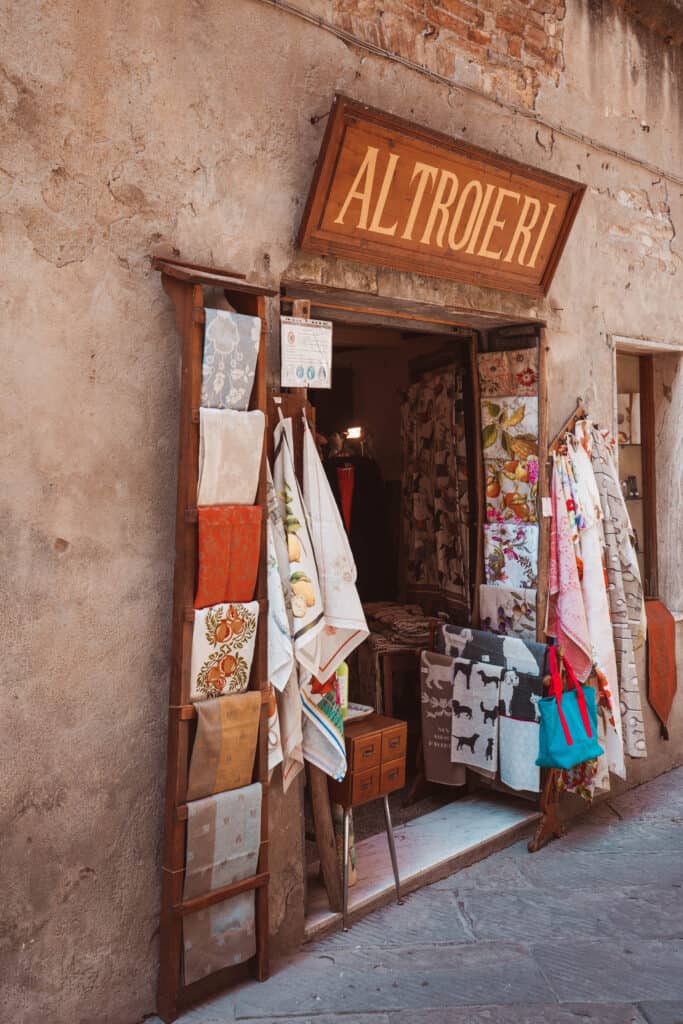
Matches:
[[484, 522, 539, 589], [266, 517, 294, 692], [201, 308, 261, 411], [302, 415, 368, 678], [190, 601, 259, 701], [420, 650, 466, 787], [197, 408, 264, 507], [186, 691, 261, 800], [273, 419, 345, 780], [450, 659, 502, 777], [195, 505, 262, 609]]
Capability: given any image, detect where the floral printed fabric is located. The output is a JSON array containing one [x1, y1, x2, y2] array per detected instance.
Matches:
[[401, 365, 470, 616], [197, 408, 265, 507], [485, 458, 539, 524], [479, 584, 537, 640], [201, 308, 261, 411], [183, 783, 261, 984], [477, 348, 538, 397], [190, 601, 259, 701], [481, 397, 538, 461], [484, 522, 538, 588]]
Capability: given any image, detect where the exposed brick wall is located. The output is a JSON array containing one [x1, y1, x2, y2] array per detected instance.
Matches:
[[328, 0, 566, 107]]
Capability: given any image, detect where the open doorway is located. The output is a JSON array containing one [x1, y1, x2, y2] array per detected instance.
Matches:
[[290, 305, 543, 935]]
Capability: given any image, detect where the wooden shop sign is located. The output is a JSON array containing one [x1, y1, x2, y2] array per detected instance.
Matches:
[[298, 96, 585, 297]]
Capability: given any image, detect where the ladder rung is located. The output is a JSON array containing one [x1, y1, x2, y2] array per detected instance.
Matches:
[[170, 689, 271, 722], [171, 871, 268, 917]]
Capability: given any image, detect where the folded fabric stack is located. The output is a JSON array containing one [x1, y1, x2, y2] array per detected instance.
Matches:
[[423, 622, 548, 793], [364, 601, 435, 647], [477, 348, 540, 640]]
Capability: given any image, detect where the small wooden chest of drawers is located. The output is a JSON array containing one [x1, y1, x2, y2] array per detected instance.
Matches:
[[329, 714, 408, 809]]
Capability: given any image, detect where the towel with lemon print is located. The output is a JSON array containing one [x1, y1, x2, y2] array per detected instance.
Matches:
[[273, 418, 347, 780]]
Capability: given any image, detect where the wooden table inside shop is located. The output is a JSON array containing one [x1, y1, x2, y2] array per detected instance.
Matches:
[[329, 714, 407, 926]]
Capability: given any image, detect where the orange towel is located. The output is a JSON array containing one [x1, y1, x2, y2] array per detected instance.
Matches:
[[195, 505, 262, 609], [646, 598, 678, 740]]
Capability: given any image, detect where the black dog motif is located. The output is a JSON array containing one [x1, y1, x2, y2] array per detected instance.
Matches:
[[454, 733, 480, 753], [485, 737, 495, 761], [454, 661, 475, 689], [452, 698, 473, 720], [480, 701, 498, 725], [478, 669, 501, 688]]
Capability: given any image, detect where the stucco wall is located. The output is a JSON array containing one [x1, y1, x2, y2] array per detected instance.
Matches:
[[1, 1, 682, 1022]]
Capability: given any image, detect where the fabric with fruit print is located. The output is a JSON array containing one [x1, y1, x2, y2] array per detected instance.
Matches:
[[479, 584, 537, 640], [478, 348, 538, 397], [201, 308, 261, 411], [484, 522, 539, 589], [190, 601, 259, 701], [481, 397, 538, 461], [485, 458, 538, 524], [272, 418, 324, 676], [302, 416, 368, 679]]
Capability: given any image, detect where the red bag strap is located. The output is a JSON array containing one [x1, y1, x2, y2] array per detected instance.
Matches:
[[548, 646, 573, 746], [550, 646, 594, 742]]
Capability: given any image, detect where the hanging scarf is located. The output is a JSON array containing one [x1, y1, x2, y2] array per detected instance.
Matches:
[[583, 424, 647, 759], [545, 455, 593, 681], [302, 416, 368, 678], [568, 439, 625, 780]]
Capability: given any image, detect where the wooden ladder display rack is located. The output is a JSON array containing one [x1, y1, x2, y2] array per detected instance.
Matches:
[[153, 256, 277, 1022]]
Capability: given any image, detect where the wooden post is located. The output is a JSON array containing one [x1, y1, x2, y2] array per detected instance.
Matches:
[[639, 354, 658, 598], [469, 333, 484, 626]]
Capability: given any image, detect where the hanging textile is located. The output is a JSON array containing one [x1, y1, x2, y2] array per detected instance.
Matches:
[[195, 505, 262, 609], [197, 408, 265, 507], [477, 348, 538, 398], [485, 457, 539, 524], [481, 396, 539, 461], [438, 622, 547, 678], [645, 599, 678, 739], [484, 522, 539, 588], [187, 691, 261, 801], [272, 419, 324, 674], [450, 659, 502, 777], [585, 424, 647, 757], [201, 308, 261, 411], [182, 783, 261, 985], [273, 419, 345, 780], [498, 666, 543, 793], [479, 584, 537, 640], [420, 651, 467, 787], [190, 601, 259, 701], [277, 666, 305, 791], [265, 515, 294, 693], [568, 438, 625, 780], [400, 365, 470, 617], [545, 456, 593, 682], [302, 416, 368, 678], [267, 684, 283, 774]]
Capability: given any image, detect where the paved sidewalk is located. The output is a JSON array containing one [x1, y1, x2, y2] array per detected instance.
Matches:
[[156, 767, 683, 1024]]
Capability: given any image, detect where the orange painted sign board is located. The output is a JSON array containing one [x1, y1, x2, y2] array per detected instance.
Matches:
[[298, 96, 585, 297]]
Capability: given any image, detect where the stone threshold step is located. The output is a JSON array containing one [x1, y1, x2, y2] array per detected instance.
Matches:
[[304, 793, 540, 941]]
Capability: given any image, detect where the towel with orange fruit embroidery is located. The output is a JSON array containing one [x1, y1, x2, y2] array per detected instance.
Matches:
[[190, 600, 259, 701]]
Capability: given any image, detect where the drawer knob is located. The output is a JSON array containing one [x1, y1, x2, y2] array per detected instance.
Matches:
[[362, 746, 375, 757], [389, 737, 400, 748]]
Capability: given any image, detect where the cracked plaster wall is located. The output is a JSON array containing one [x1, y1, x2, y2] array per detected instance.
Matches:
[[0, 1, 682, 1022]]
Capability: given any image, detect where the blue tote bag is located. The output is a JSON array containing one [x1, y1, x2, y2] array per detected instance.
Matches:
[[536, 646, 603, 770]]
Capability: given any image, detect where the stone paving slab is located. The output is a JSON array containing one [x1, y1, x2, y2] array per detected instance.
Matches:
[[639, 1002, 683, 1023], [386, 1004, 648, 1023], [533, 939, 683, 1004], [518, 848, 683, 891], [233, 942, 555, 1017], [458, 884, 683, 941]]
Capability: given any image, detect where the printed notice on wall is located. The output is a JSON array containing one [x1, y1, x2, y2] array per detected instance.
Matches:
[[280, 316, 332, 389]]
